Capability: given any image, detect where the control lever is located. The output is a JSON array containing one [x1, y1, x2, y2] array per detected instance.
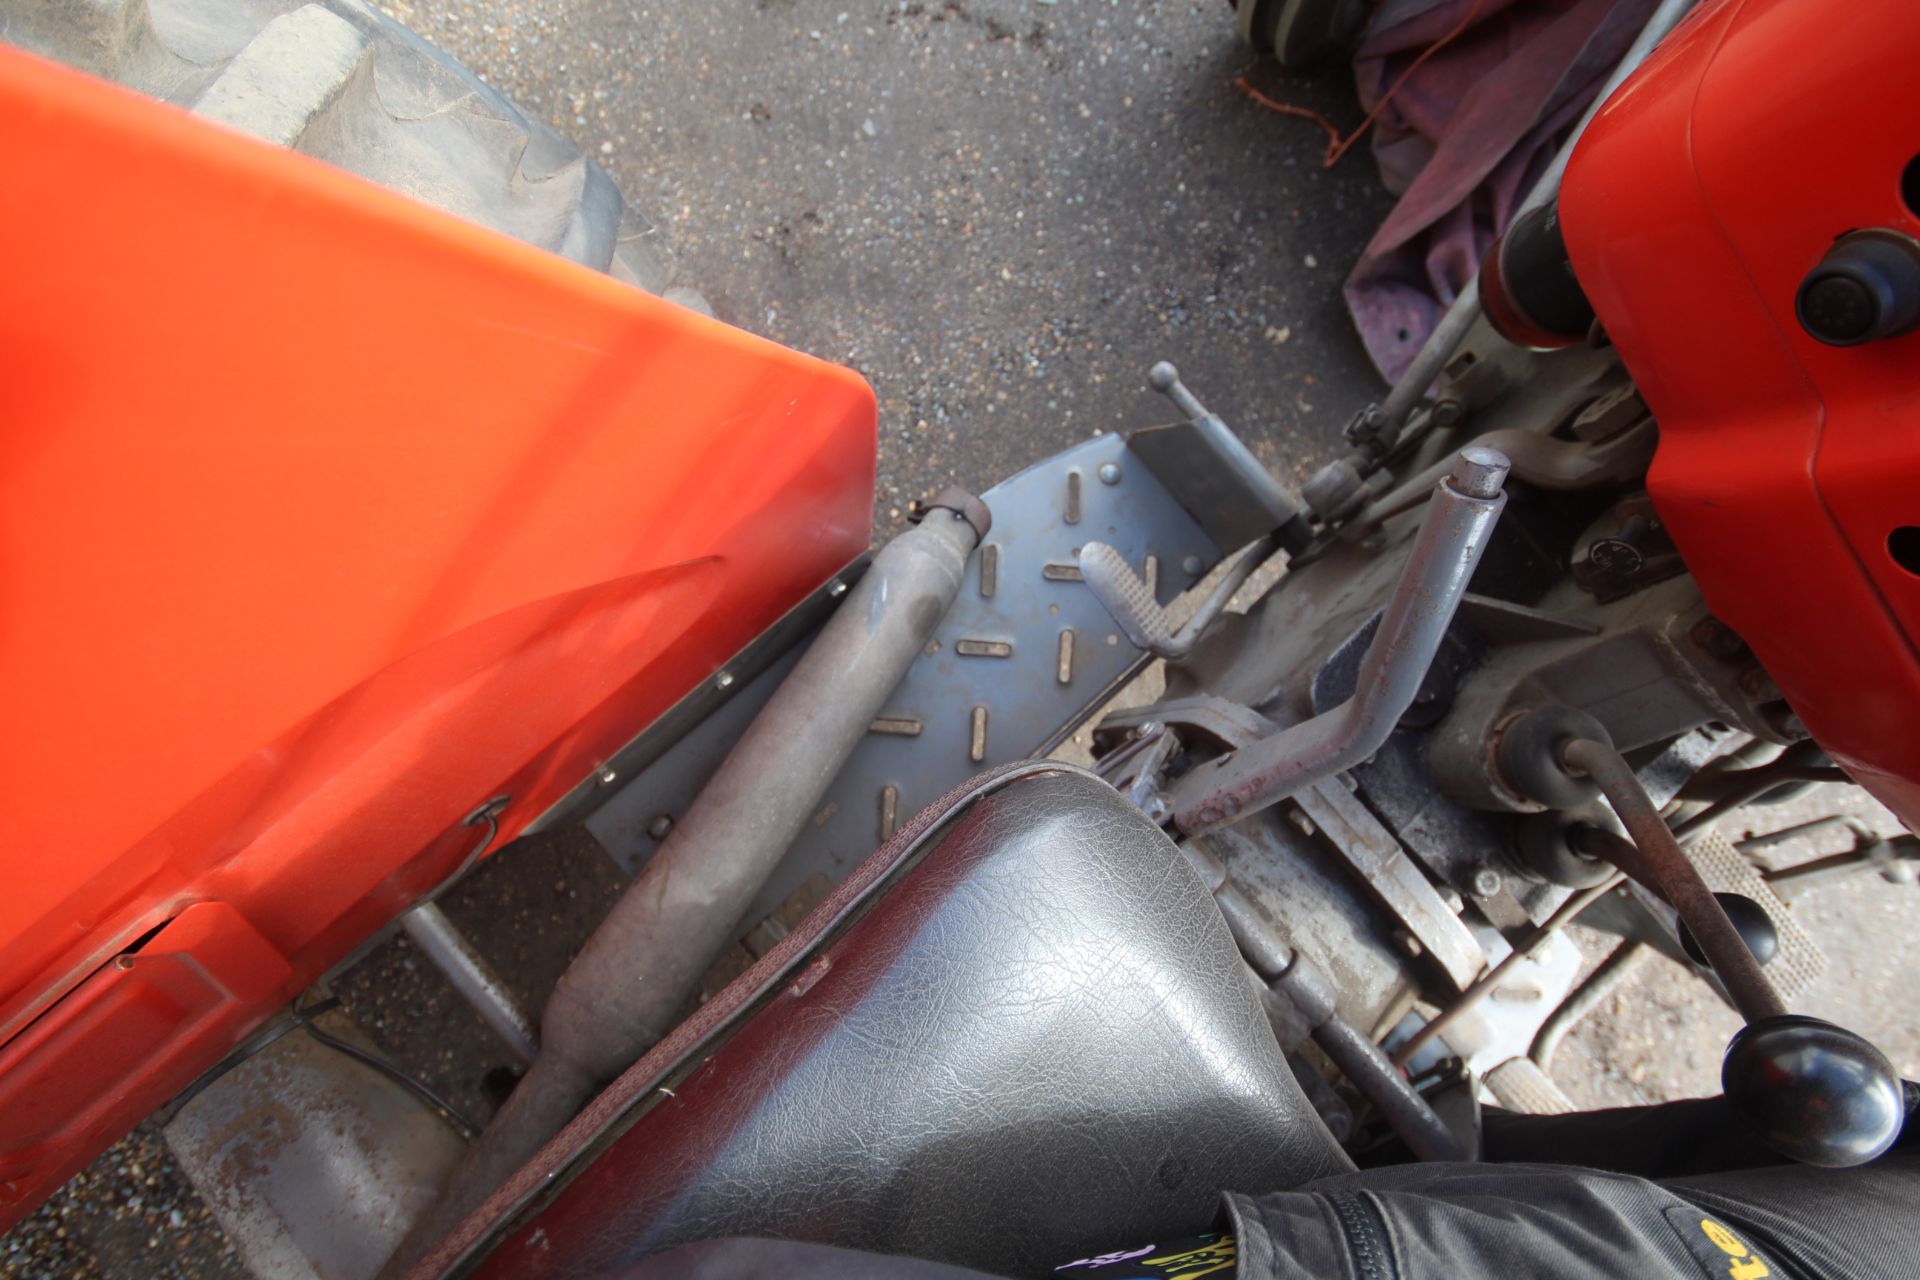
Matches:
[[1079, 533, 1277, 661], [1506, 713, 1907, 1167]]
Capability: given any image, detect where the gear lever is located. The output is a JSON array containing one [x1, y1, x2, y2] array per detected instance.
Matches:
[[1502, 710, 1906, 1167]]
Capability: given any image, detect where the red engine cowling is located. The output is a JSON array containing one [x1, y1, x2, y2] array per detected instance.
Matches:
[[1560, 0, 1920, 830]]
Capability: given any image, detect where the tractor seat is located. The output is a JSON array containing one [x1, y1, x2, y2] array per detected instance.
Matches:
[[431, 763, 1351, 1280]]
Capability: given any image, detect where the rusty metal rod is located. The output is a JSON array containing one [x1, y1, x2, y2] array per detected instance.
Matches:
[[1530, 940, 1649, 1072], [1389, 872, 1622, 1069], [1560, 737, 1788, 1025]]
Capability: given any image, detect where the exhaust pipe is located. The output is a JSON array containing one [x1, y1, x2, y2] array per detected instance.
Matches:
[[384, 494, 988, 1276]]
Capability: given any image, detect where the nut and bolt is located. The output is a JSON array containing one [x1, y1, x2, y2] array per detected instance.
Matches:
[[1430, 398, 1467, 430], [1761, 701, 1808, 740], [1097, 462, 1122, 486], [1737, 666, 1779, 700], [1471, 867, 1504, 898], [1689, 617, 1747, 659], [1439, 888, 1466, 913], [1570, 384, 1647, 442], [646, 814, 674, 840]]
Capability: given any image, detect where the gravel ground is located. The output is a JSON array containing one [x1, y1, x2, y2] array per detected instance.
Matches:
[[5, 2, 1917, 1276]]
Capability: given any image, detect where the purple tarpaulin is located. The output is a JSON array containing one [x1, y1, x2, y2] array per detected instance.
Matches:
[[1343, 0, 1657, 382]]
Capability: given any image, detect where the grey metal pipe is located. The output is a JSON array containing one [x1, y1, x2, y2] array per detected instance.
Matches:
[[1171, 449, 1509, 836], [1181, 841, 1464, 1162], [1373, 0, 1699, 441], [400, 903, 538, 1068], [1309, 1014, 1464, 1163], [383, 506, 984, 1278]]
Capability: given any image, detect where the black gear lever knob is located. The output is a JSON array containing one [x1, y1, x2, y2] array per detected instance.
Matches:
[[1722, 1015, 1906, 1167]]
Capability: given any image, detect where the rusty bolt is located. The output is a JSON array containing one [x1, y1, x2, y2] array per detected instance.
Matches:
[[1690, 617, 1747, 660], [1761, 701, 1808, 740], [1570, 385, 1648, 442]]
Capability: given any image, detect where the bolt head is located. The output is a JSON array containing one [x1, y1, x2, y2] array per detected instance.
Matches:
[[646, 814, 674, 840], [1182, 554, 1204, 575], [716, 670, 736, 690], [1689, 616, 1745, 658], [598, 768, 618, 785], [1098, 462, 1122, 486], [829, 580, 848, 598], [1472, 867, 1504, 898]]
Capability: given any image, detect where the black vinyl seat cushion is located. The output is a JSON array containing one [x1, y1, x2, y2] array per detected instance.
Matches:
[[437, 764, 1350, 1280]]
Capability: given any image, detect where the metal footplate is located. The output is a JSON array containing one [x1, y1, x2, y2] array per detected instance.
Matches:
[[587, 432, 1223, 934]]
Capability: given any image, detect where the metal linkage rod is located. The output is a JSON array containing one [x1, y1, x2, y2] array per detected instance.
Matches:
[[1389, 872, 1622, 1069], [1560, 737, 1788, 1025], [399, 903, 538, 1068], [1182, 842, 1465, 1163], [1171, 449, 1508, 836]]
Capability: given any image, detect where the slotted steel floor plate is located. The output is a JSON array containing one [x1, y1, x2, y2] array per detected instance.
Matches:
[[587, 433, 1221, 928]]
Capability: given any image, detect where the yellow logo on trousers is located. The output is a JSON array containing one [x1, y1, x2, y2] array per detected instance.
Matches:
[[1700, 1217, 1770, 1280]]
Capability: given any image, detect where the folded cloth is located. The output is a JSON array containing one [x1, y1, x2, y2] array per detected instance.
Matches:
[[1344, 0, 1656, 382]]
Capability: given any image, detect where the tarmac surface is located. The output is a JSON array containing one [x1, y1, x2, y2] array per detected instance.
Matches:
[[5, 2, 1917, 1275]]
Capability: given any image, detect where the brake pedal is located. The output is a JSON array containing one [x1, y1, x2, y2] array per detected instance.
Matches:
[[1079, 542, 1177, 655]]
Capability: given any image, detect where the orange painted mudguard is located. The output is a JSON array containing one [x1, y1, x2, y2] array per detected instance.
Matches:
[[0, 46, 874, 1225]]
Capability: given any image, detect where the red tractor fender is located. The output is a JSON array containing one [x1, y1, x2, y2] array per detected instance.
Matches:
[[0, 45, 874, 1226], [1561, 0, 1920, 829]]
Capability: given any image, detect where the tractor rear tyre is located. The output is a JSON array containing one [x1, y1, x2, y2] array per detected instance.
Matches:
[[1, 0, 708, 311]]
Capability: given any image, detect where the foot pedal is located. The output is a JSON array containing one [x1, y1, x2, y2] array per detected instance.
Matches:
[[1079, 542, 1177, 655], [1485, 1056, 1577, 1115]]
